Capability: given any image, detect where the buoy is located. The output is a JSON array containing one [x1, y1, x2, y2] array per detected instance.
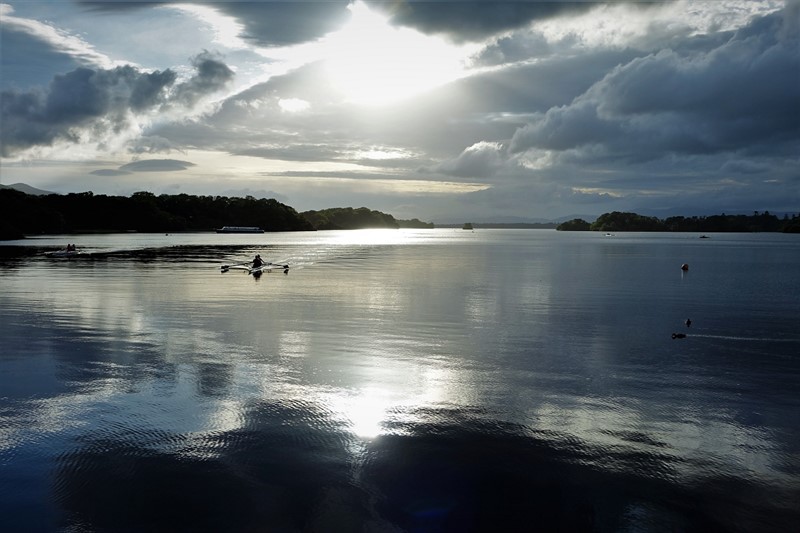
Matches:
[[681, 263, 689, 271], [685, 318, 691, 327]]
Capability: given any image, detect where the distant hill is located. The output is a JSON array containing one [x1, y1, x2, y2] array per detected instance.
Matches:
[[0, 183, 56, 196]]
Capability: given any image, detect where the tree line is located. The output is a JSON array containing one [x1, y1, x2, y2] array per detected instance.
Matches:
[[300, 207, 433, 230], [4, 189, 795, 239], [557, 211, 800, 233], [0, 189, 315, 239], [0, 189, 434, 239]]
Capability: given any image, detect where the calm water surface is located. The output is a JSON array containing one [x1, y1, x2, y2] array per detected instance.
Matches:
[[1, 229, 799, 532]]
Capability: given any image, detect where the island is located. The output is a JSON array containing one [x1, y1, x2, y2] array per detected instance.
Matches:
[[556, 211, 799, 233], [299, 207, 433, 230]]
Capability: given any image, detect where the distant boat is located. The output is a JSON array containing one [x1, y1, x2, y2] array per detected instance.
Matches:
[[216, 226, 265, 234], [462, 223, 474, 230], [45, 249, 82, 258]]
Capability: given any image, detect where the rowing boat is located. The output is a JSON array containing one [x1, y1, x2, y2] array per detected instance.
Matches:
[[220, 261, 289, 274], [249, 262, 289, 275], [45, 249, 81, 258]]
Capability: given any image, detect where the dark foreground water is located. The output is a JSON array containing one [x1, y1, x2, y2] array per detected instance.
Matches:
[[1, 229, 799, 532]]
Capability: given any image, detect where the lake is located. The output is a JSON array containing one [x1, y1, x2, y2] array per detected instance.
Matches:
[[1, 229, 799, 532]]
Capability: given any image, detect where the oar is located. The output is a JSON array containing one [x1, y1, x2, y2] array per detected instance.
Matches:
[[268, 259, 290, 269]]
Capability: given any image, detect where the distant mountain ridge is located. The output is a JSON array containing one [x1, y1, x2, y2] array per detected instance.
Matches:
[[0, 183, 56, 196]]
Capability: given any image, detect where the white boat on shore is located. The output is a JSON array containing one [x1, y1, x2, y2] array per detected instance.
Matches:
[[215, 226, 265, 234]]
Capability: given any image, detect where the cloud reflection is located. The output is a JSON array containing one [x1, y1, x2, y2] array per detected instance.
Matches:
[[3, 233, 800, 531], [46, 403, 800, 532]]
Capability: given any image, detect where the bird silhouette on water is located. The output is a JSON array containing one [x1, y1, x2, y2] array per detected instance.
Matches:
[[673, 318, 692, 339]]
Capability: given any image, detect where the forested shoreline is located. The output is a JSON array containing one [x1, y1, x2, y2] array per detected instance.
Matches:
[[0, 189, 433, 239], [557, 211, 800, 233], [0, 189, 317, 239], [2, 189, 797, 240], [300, 207, 433, 230]]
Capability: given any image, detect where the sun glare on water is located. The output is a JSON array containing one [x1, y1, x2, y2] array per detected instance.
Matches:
[[324, 1, 474, 106]]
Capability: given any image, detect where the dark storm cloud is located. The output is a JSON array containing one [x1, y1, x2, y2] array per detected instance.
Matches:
[[366, 0, 664, 42], [0, 53, 233, 157], [1, 66, 175, 156], [509, 9, 800, 161], [76, 1, 667, 47], [218, 1, 352, 47], [78, 1, 352, 47], [173, 51, 234, 106]]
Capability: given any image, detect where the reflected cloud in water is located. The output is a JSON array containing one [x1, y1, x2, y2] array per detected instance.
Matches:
[[44, 402, 799, 532], [2, 231, 799, 531]]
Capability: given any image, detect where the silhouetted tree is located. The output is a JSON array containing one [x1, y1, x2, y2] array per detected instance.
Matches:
[[301, 207, 400, 230], [556, 218, 591, 231]]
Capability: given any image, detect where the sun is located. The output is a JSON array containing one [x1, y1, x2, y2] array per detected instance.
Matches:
[[323, 1, 474, 106]]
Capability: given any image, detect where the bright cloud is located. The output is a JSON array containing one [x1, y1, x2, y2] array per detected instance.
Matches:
[[323, 1, 478, 105]]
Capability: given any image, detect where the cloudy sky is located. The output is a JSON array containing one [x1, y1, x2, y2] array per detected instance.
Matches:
[[1, 1, 798, 222]]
